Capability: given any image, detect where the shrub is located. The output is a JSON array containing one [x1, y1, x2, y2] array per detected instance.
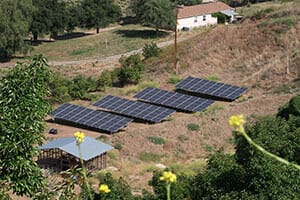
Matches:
[[118, 54, 145, 86], [68, 75, 97, 100], [148, 136, 165, 145], [205, 75, 219, 82], [187, 123, 200, 131], [212, 12, 230, 23], [168, 74, 181, 84], [114, 143, 123, 150], [97, 70, 113, 91], [94, 172, 135, 200], [277, 96, 300, 119], [49, 73, 72, 103], [142, 42, 161, 59]]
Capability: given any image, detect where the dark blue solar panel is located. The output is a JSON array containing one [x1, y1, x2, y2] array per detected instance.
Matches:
[[175, 76, 247, 101], [134, 87, 214, 112], [50, 103, 133, 133], [93, 95, 176, 123]]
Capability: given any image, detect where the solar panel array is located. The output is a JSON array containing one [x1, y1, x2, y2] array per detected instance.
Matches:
[[93, 95, 175, 123], [134, 87, 214, 112], [176, 76, 247, 101], [50, 103, 133, 133]]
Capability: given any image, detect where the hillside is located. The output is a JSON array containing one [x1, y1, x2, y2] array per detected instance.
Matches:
[[43, 1, 300, 194]]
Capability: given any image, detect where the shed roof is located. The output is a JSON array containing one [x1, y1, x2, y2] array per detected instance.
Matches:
[[39, 137, 113, 161], [178, 1, 233, 19]]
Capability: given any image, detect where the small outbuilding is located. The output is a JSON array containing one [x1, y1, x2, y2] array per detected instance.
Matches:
[[38, 137, 113, 171]]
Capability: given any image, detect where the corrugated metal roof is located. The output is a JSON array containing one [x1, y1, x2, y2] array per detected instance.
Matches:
[[39, 137, 113, 161], [221, 9, 238, 16], [178, 1, 233, 19]]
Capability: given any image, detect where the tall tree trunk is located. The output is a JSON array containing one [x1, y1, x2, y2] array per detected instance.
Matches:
[[96, 27, 100, 34], [33, 33, 38, 41]]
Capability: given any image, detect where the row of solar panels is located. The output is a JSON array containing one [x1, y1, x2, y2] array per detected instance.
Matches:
[[50, 76, 247, 133]]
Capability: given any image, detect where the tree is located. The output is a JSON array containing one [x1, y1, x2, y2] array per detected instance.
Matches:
[[30, 0, 68, 40], [118, 54, 145, 86], [0, 0, 34, 59], [141, 0, 176, 32], [80, 0, 121, 34], [170, 0, 202, 6], [189, 113, 300, 199], [0, 55, 51, 197]]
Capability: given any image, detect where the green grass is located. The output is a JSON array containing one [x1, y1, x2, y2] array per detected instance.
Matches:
[[148, 136, 165, 145], [30, 24, 172, 61], [187, 123, 200, 131], [139, 152, 164, 162], [124, 80, 159, 95], [205, 75, 220, 82], [168, 74, 181, 84]]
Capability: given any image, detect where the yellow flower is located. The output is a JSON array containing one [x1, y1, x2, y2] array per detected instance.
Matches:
[[99, 184, 111, 194], [229, 115, 245, 132], [74, 131, 85, 144], [160, 171, 177, 183]]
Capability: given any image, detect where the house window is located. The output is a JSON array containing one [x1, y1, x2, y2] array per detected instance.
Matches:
[[203, 15, 206, 21], [194, 17, 198, 23]]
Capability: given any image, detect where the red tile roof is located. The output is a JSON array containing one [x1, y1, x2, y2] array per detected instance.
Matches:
[[178, 1, 233, 19]]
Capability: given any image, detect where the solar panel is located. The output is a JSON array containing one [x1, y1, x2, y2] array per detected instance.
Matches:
[[93, 95, 176, 123], [176, 76, 247, 101], [134, 87, 214, 112], [50, 103, 133, 133]]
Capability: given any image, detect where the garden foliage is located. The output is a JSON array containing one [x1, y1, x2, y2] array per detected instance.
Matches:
[[0, 55, 50, 197]]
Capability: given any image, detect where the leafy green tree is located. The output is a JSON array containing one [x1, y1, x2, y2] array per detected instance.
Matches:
[[118, 54, 145, 86], [171, 0, 202, 6], [142, 42, 161, 59], [30, 0, 68, 40], [189, 114, 300, 199], [142, 0, 176, 32], [97, 70, 114, 91], [0, 0, 34, 59], [0, 55, 51, 197], [80, 0, 121, 33]]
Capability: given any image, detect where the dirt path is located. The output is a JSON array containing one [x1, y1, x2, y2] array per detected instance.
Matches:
[[0, 32, 191, 69]]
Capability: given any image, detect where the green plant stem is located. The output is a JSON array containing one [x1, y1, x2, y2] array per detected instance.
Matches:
[[240, 129, 300, 171], [78, 144, 93, 200], [166, 183, 171, 200]]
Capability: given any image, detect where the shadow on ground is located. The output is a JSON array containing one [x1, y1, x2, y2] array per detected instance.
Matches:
[[114, 29, 169, 39]]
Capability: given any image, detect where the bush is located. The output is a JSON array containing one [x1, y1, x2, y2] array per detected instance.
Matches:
[[114, 143, 123, 150], [68, 75, 97, 100], [142, 42, 161, 59], [49, 73, 72, 103], [277, 96, 300, 119], [187, 123, 200, 131], [149, 170, 192, 200], [118, 54, 145, 86], [212, 12, 230, 23], [168, 74, 181, 84], [97, 70, 113, 91], [94, 172, 135, 200], [148, 136, 165, 145]]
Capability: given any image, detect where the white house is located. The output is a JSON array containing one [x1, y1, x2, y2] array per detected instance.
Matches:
[[177, 1, 236, 31]]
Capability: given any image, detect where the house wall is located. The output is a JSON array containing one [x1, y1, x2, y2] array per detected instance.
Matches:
[[178, 14, 217, 30]]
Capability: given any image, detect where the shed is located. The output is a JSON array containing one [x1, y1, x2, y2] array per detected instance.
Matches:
[[38, 137, 113, 171]]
